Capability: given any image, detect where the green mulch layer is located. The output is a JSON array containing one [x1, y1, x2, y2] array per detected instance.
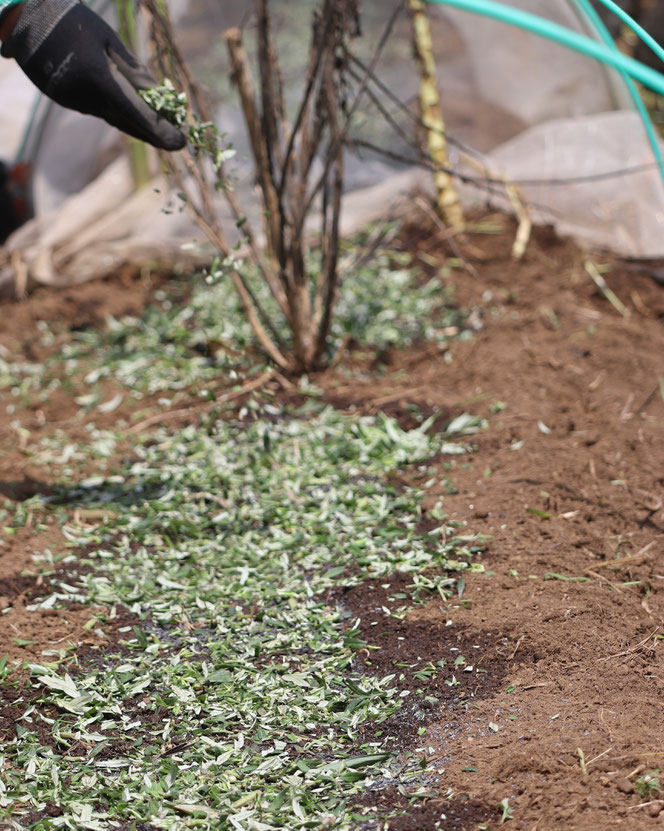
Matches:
[[1, 405, 485, 830], [0, 235, 484, 830]]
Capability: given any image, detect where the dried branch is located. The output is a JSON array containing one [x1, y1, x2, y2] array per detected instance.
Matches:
[[278, 8, 336, 201], [141, 0, 290, 369], [256, 0, 286, 170], [225, 29, 283, 266], [300, 0, 404, 222], [143, 0, 384, 373], [128, 368, 276, 434], [505, 181, 532, 260]]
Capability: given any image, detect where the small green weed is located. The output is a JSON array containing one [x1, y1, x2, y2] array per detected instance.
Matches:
[[499, 796, 514, 823], [635, 770, 662, 798]]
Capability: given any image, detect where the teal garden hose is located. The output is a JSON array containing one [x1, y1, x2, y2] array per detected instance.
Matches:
[[428, 0, 664, 184]]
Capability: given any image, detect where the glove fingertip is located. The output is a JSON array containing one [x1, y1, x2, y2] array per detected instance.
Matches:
[[158, 128, 187, 152]]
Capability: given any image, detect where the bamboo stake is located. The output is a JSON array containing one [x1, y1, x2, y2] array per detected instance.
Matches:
[[115, 0, 152, 190], [409, 0, 464, 232], [505, 180, 532, 260], [585, 261, 630, 318]]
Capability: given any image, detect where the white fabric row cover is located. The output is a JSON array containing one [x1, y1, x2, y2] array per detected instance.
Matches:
[[1, 0, 663, 293]]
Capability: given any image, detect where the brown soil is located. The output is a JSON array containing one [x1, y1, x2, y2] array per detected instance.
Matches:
[[1, 213, 664, 829]]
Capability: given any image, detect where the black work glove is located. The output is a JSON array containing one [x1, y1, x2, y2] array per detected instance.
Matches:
[[1, 0, 185, 151], [0, 162, 20, 243]]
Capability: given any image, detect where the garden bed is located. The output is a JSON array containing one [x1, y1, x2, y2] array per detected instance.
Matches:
[[0, 211, 663, 829]]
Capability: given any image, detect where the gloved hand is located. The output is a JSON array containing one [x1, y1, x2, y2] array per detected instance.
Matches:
[[0, 0, 186, 151], [0, 161, 20, 243]]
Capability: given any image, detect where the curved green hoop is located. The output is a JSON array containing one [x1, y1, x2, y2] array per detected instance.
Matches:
[[429, 0, 664, 183]]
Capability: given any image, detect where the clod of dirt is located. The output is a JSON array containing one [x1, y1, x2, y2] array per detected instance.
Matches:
[[649, 802, 663, 818], [616, 779, 635, 795]]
